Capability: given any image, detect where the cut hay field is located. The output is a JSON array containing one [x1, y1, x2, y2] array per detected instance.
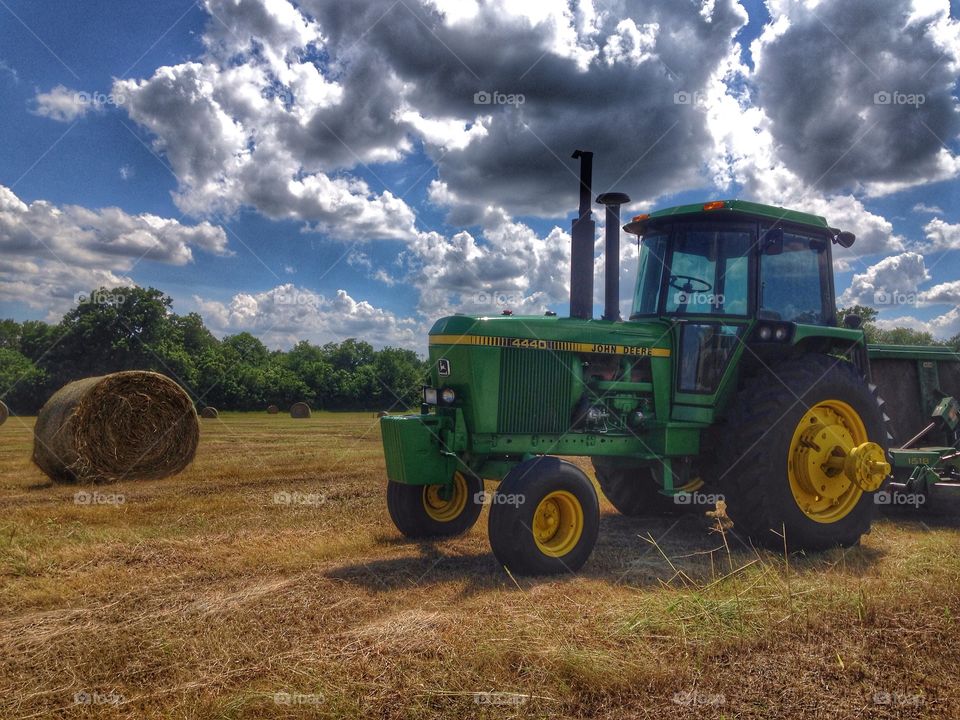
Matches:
[[1, 413, 958, 719]]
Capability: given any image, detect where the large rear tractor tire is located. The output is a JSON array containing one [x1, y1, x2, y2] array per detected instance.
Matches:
[[592, 458, 704, 516], [488, 456, 600, 576], [714, 354, 891, 551], [387, 471, 484, 538]]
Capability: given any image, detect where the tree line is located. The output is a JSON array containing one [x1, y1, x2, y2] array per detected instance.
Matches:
[[1, 290, 957, 417], [837, 305, 960, 348], [0, 287, 428, 415]]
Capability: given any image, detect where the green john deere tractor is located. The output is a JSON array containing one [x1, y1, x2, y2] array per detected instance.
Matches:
[[380, 150, 960, 576]]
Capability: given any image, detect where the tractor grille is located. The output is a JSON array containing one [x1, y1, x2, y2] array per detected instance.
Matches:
[[497, 348, 573, 434]]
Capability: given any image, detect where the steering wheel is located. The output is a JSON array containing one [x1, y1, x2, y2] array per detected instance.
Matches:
[[668, 274, 713, 293]]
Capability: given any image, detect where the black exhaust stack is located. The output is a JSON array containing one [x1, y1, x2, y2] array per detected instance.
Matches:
[[596, 192, 630, 321], [569, 150, 595, 319]]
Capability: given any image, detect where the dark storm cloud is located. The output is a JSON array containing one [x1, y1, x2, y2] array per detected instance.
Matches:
[[300, 0, 749, 217], [754, 0, 960, 193]]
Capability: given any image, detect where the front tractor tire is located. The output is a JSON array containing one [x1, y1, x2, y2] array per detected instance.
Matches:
[[387, 471, 484, 538], [488, 456, 600, 576], [716, 354, 890, 551]]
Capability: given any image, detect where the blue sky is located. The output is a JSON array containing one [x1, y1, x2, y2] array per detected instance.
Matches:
[[1, 0, 958, 350]]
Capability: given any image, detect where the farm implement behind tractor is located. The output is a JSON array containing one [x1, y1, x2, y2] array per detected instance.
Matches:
[[379, 150, 960, 576]]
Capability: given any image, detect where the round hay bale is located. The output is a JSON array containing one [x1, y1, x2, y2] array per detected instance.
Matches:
[[33, 371, 199, 484], [290, 402, 311, 419], [200, 406, 219, 419], [266, 404, 279, 414], [0, 400, 8, 426], [377, 410, 388, 418]]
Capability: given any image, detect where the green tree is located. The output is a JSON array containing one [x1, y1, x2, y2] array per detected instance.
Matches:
[[874, 327, 938, 346], [222, 333, 269, 365], [45, 287, 182, 382], [324, 339, 375, 373], [836, 305, 942, 347], [0, 348, 47, 414], [0, 319, 21, 350], [372, 347, 428, 409], [19, 320, 61, 364]]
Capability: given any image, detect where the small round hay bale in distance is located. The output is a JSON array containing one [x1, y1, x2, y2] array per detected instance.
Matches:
[[290, 402, 311, 419], [377, 410, 388, 418], [0, 400, 8, 426], [266, 404, 279, 414], [32, 371, 199, 484], [200, 406, 219, 419]]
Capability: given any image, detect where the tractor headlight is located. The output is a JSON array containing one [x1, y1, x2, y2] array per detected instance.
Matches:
[[754, 322, 793, 343], [441, 388, 456, 405], [423, 387, 438, 405]]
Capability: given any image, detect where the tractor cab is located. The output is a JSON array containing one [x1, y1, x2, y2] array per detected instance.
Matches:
[[624, 201, 847, 400]]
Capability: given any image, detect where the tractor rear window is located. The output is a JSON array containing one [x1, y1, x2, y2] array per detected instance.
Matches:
[[760, 232, 828, 324]]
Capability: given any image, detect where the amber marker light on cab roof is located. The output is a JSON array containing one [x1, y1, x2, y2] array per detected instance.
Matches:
[[631, 213, 650, 222], [703, 200, 726, 211]]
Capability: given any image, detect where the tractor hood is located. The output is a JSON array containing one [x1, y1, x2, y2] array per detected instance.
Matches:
[[424, 313, 675, 442], [429, 314, 672, 355]]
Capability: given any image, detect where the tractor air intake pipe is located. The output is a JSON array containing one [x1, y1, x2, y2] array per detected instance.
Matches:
[[569, 150, 595, 319], [597, 191, 630, 321]]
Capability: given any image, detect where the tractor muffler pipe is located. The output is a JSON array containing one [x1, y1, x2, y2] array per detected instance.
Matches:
[[569, 150, 595, 320], [597, 192, 630, 322]]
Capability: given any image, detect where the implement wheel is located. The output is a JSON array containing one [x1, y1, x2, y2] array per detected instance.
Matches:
[[488, 456, 599, 576], [715, 354, 890, 551], [387, 471, 484, 538]]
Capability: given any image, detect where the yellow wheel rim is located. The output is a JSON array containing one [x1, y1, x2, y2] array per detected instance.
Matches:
[[788, 399, 873, 524], [532, 490, 584, 557], [677, 477, 704, 493], [422, 472, 469, 522]]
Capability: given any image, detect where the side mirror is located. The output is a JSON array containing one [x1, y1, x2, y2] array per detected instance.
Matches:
[[843, 314, 863, 329], [834, 231, 856, 248], [761, 227, 783, 255]]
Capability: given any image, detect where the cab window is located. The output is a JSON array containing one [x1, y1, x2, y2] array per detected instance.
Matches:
[[663, 227, 752, 316], [759, 231, 829, 324]]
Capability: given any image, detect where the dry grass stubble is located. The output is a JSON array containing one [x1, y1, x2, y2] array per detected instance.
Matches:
[[0, 413, 958, 718]]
